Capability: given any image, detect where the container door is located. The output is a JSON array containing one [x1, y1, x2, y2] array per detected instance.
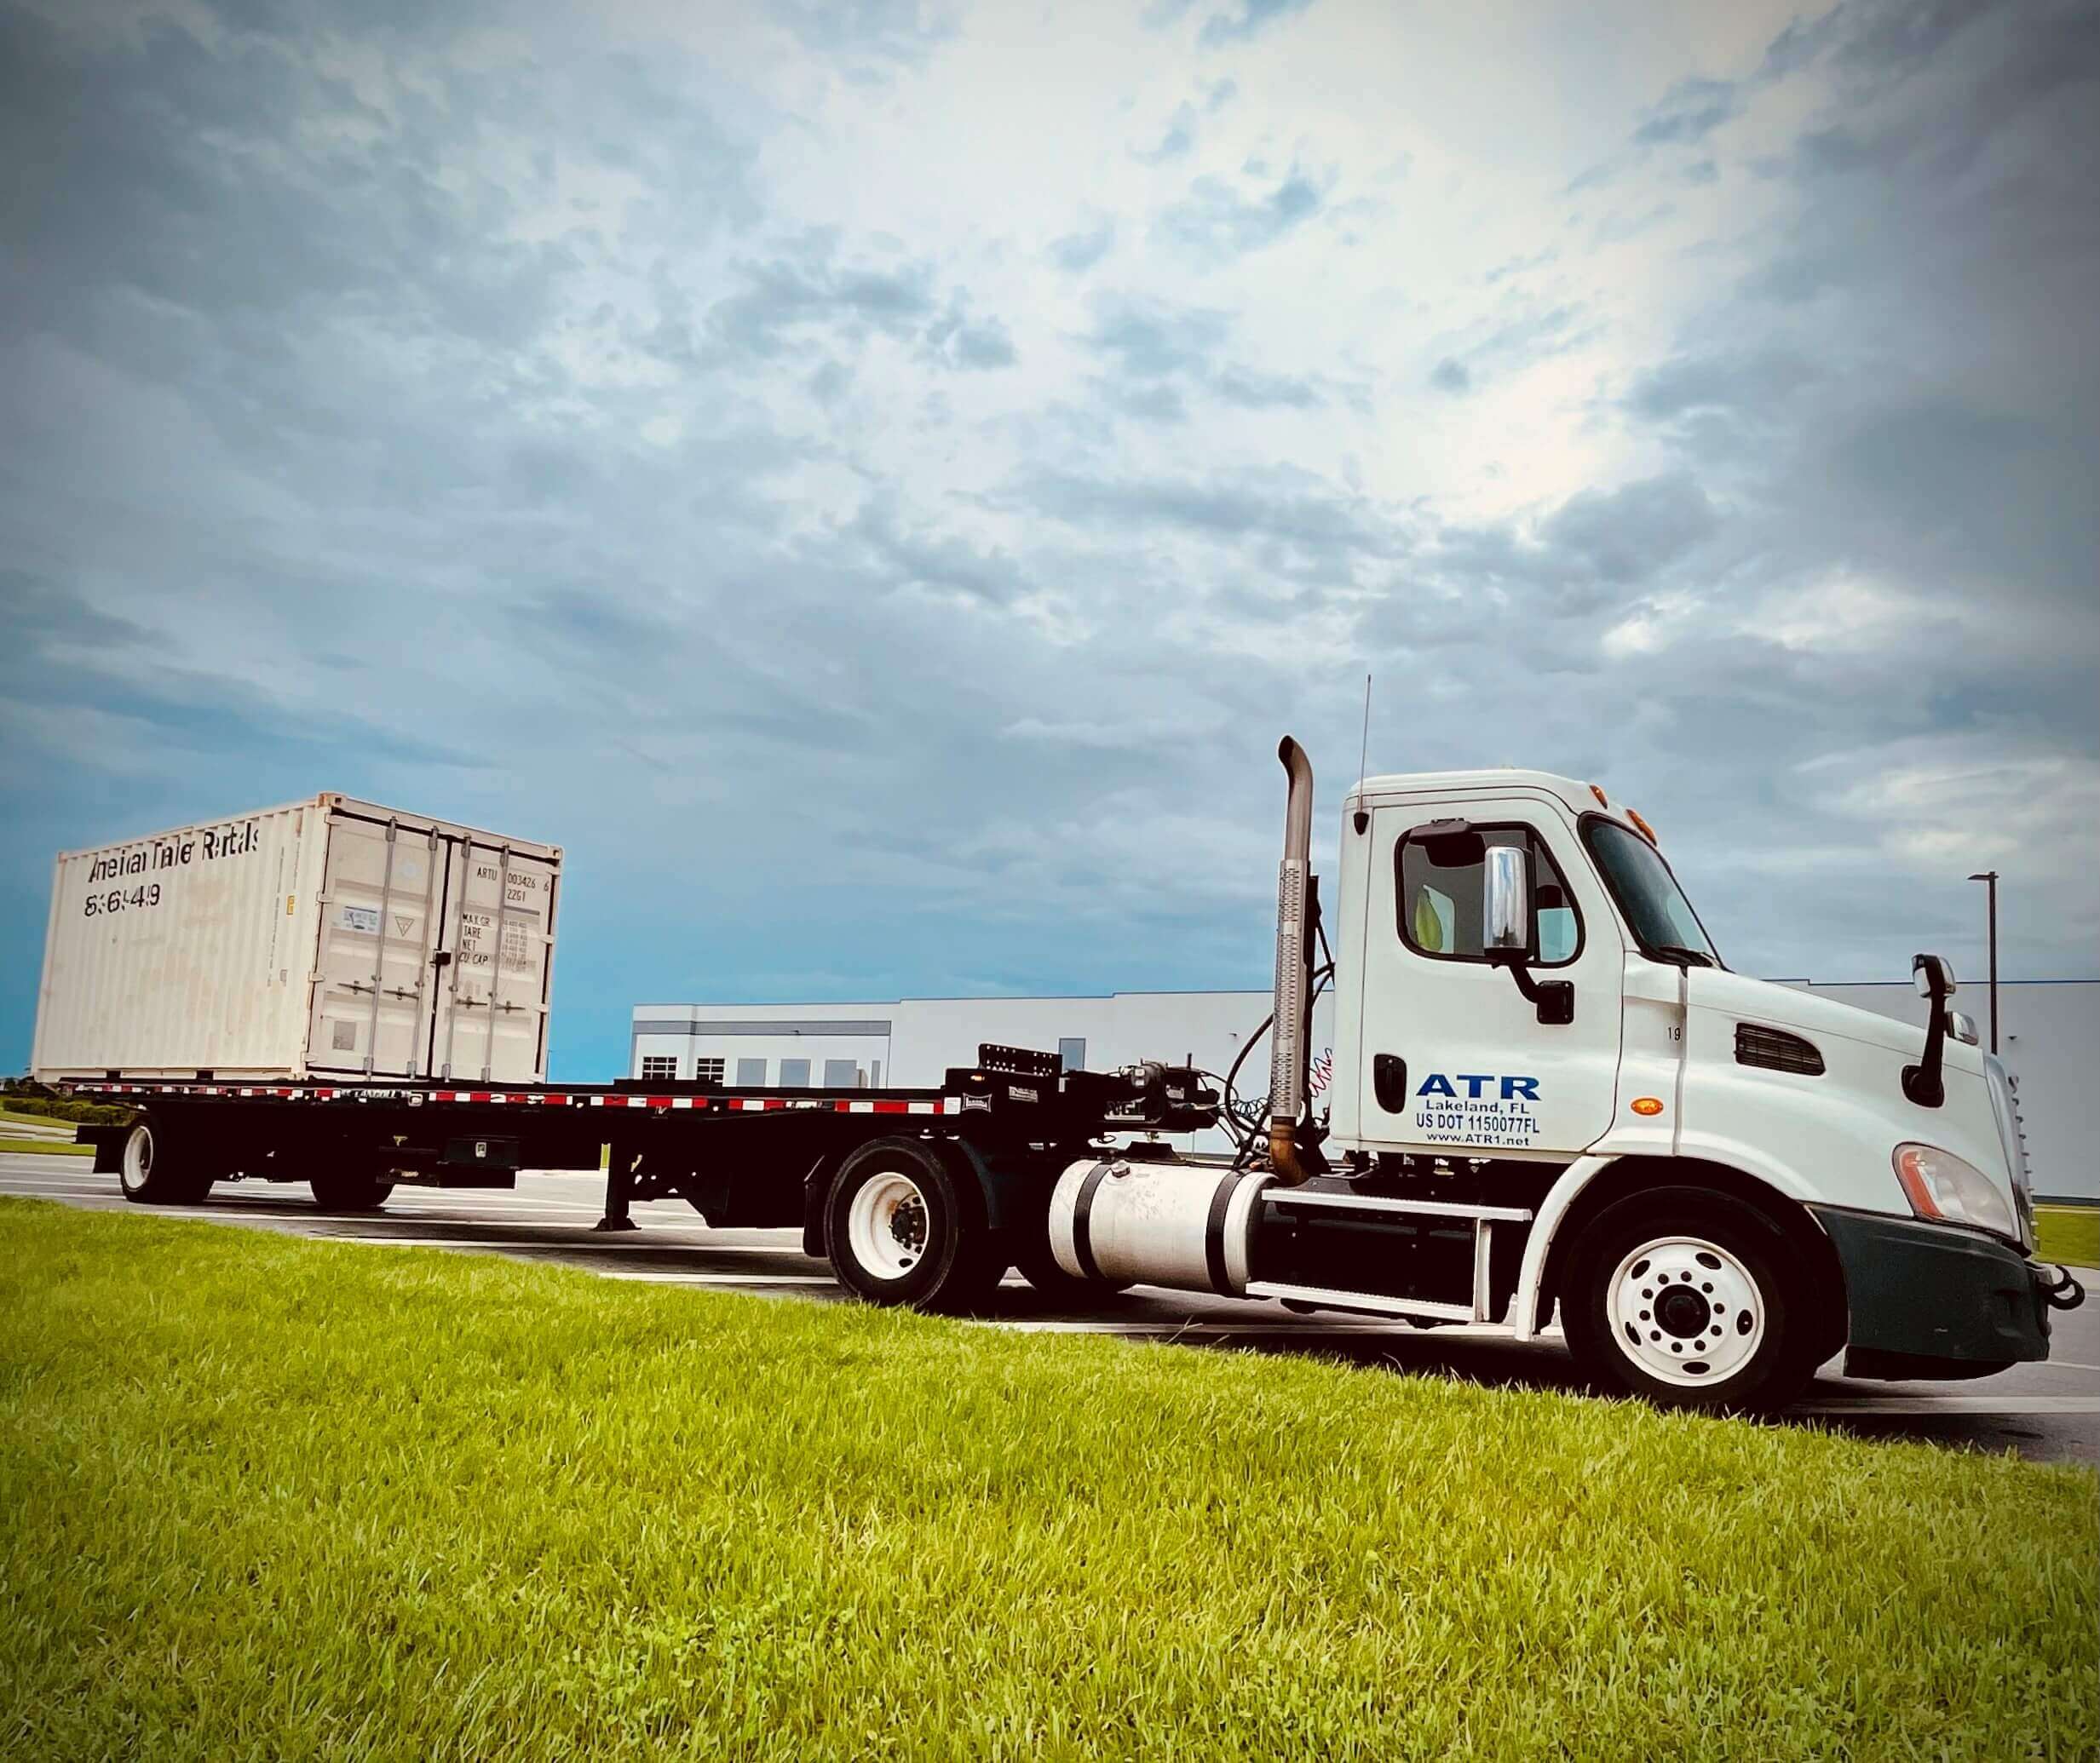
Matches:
[[428, 838, 557, 1084], [309, 814, 446, 1078]]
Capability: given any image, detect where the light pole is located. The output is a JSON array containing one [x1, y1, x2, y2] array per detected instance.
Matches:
[[1966, 870, 1999, 1054]]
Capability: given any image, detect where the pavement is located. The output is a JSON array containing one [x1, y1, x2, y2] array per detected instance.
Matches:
[[5, 1153, 2097, 1466]]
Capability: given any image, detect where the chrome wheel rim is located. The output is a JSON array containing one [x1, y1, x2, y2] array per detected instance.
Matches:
[[1607, 1234, 1766, 1387], [846, 1171, 929, 1281]]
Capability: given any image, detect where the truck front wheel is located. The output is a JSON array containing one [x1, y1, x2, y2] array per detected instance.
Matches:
[[825, 1139, 999, 1313], [1563, 1189, 1816, 1415], [118, 1114, 213, 1206]]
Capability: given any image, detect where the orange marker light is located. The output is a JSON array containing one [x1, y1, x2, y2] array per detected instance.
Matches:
[[1625, 807, 1659, 846], [1590, 784, 1609, 807], [1631, 1096, 1665, 1117]]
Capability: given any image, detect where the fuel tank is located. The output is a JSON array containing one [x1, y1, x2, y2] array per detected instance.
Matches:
[[1048, 1157, 1273, 1296]]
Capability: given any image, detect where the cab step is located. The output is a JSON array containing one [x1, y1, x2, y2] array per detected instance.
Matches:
[[1245, 1280, 1476, 1324], [1252, 1192, 1533, 1324]]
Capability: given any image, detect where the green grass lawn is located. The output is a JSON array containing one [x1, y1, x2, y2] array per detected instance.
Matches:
[[1, 1201, 2092, 1760], [2035, 1205, 2100, 1269], [0, 1135, 92, 1157]]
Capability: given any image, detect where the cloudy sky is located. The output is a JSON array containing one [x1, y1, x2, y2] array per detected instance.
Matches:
[[3, 0, 2094, 1078]]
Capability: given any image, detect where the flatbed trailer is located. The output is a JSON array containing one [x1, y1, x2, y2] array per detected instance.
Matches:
[[66, 1045, 1219, 1306]]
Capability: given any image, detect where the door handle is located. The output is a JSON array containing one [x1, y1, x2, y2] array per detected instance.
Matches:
[[1372, 1054, 1407, 1113]]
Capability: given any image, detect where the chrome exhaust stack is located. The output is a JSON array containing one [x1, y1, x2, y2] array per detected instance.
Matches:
[[1269, 736, 1315, 1185]]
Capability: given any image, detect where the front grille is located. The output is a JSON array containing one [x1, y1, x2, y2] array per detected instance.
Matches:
[[1735, 1023, 1825, 1076], [1987, 1056, 2035, 1250]]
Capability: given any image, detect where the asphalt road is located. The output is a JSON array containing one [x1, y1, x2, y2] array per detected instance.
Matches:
[[6, 1153, 2097, 1466]]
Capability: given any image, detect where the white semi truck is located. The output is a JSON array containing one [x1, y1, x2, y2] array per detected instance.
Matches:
[[38, 743, 2082, 1412]]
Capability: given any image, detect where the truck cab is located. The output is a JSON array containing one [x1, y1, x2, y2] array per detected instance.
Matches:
[[1315, 764, 2069, 1402], [1043, 743, 2078, 1413]]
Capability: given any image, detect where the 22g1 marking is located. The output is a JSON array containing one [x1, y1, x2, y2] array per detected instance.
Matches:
[[83, 883, 162, 917]]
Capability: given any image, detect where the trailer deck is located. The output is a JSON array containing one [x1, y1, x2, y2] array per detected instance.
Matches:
[[62, 1045, 1223, 1253]]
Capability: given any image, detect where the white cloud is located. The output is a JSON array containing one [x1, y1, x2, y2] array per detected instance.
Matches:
[[1, 0, 2094, 1077]]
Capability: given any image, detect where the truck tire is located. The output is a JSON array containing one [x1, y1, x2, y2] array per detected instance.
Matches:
[[309, 1166, 396, 1212], [1011, 1231, 1133, 1301], [825, 1138, 1000, 1313], [117, 1114, 213, 1205], [1562, 1188, 1817, 1415]]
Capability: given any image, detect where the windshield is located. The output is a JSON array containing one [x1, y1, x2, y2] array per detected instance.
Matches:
[[1584, 818, 1723, 968]]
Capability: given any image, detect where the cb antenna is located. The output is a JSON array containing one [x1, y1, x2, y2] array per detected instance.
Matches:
[[1353, 672, 1372, 834]]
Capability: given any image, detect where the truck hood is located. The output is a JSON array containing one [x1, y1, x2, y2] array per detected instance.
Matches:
[[1687, 968, 1948, 1063]]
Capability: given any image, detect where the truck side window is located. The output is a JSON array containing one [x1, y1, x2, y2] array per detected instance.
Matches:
[[1395, 825, 1582, 967]]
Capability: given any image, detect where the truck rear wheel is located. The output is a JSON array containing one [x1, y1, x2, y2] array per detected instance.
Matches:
[[309, 1166, 396, 1212], [825, 1139, 999, 1313], [1563, 1189, 1816, 1415], [118, 1114, 213, 1206], [1011, 1230, 1133, 1301]]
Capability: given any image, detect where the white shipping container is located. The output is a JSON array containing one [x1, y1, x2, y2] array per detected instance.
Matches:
[[33, 795, 562, 1085]]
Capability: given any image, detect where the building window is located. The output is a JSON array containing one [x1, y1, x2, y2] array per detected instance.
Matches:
[[822, 1059, 859, 1089], [639, 1054, 678, 1082], [694, 1058, 725, 1084], [1059, 1037, 1086, 1072], [779, 1058, 811, 1087], [735, 1057, 767, 1087]]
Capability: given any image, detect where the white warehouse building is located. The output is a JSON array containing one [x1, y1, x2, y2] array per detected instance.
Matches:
[[631, 979, 2097, 1200]]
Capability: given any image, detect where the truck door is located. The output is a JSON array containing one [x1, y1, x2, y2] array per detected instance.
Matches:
[[1356, 801, 1622, 1156]]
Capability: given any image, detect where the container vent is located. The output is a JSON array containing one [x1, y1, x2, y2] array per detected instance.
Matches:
[[1735, 1023, 1824, 1077]]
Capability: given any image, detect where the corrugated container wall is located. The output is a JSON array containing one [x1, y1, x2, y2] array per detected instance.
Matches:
[[32, 795, 561, 1085]]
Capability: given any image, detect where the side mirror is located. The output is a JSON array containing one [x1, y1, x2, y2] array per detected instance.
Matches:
[[1482, 844, 1528, 952], [1904, 952, 1956, 1107], [1947, 1010, 1980, 1047], [1482, 844, 1574, 1025]]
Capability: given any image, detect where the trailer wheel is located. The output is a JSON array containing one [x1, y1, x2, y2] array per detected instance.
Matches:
[[117, 1114, 213, 1206], [1562, 1188, 1815, 1415], [825, 1139, 999, 1313], [309, 1166, 396, 1212]]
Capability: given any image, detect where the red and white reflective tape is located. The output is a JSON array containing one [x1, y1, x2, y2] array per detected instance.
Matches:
[[590, 1094, 704, 1110], [70, 1082, 963, 1115], [77, 1082, 324, 1100]]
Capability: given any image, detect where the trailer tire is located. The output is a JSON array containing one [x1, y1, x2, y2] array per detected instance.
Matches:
[[309, 1167, 397, 1212], [117, 1114, 213, 1206], [1562, 1188, 1817, 1415], [826, 1138, 1000, 1313]]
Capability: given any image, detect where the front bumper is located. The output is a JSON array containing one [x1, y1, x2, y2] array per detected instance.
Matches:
[[1809, 1205, 2074, 1380]]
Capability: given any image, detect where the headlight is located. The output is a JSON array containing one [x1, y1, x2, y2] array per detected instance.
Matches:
[[1893, 1143, 2019, 1241]]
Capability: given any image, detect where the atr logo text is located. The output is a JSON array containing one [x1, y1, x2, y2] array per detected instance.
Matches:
[[1417, 1073, 1539, 1101]]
